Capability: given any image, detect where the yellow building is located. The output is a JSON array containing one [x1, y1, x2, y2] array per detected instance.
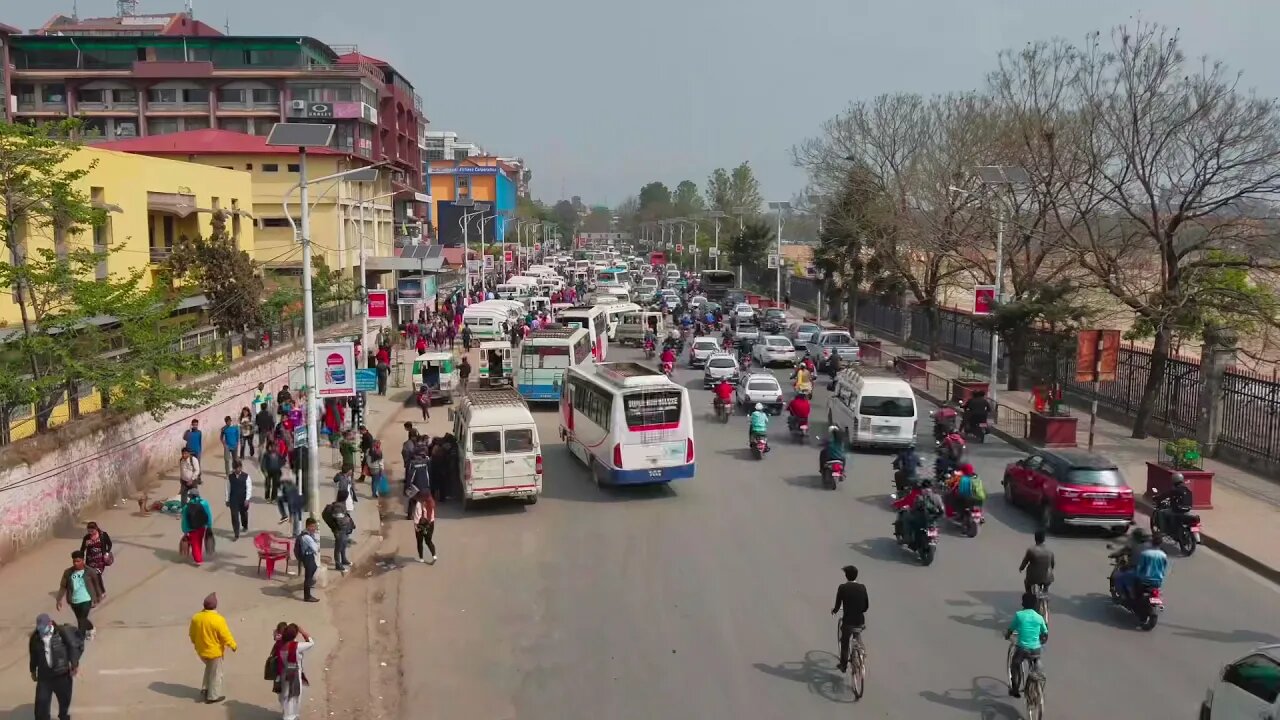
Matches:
[[1, 144, 255, 438], [97, 129, 395, 288]]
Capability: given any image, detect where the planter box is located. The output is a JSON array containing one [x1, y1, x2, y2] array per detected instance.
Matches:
[[895, 355, 928, 381], [950, 379, 990, 404], [858, 339, 883, 363], [1145, 461, 1214, 509], [1028, 411, 1078, 448]]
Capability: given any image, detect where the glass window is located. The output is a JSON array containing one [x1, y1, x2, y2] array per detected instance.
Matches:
[[184, 117, 210, 131], [287, 164, 300, 173], [708, 358, 736, 369], [1223, 655, 1280, 704], [504, 429, 535, 453], [822, 333, 853, 345], [332, 86, 354, 102], [113, 88, 138, 104], [183, 88, 209, 103], [767, 338, 791, 347], [470, 431, 501, 455], [16, 84, 36, 103], [217, 88, 246, 104], [220, 117, 249, 133], [42, 84, 67, 103], [623, 390, 682, 429], [1065, 469, 1126, 488], [78, 88, 106, 104], [261, 164, 280, 172], [858, 396, 914, 418], [80, 118, 107, 138], [148, 88, 178, 103], [748, 381, 779, 393], [251, 88, 279, 104], [148, 118, 179, 135]]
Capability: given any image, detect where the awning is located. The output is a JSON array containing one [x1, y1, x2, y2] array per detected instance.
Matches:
[[92, 200, 123, 213], [147, 192, 211, 218]]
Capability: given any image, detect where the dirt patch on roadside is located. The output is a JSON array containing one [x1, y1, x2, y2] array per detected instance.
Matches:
[[324, 499, 405, 720]]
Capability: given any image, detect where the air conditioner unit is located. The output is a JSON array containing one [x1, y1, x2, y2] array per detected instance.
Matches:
[[289, 99, 307, 114]]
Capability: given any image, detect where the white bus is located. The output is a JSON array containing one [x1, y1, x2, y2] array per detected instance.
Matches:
[[517, 327, 591, 402], [560, 362, 695, 485], [557, 305, 609, 361], [596, 267, 632, 292]]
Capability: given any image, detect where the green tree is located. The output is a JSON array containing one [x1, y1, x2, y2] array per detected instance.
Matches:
[[637, 182, 673, 220], [673, 180, 705, 217], [705, 162, 764, 216], [979, 281, 1096, 391], [165, 210, 264, 334], [311, 256, 354, 307], [724, 218, 775, 277], [551, 199, 580, 238]]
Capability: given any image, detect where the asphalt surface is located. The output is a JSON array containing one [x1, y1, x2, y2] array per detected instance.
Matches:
[[392, 344, 1280, 720]]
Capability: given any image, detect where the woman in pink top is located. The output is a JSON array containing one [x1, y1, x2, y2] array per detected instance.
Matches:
[[411, 487, 437, 564]]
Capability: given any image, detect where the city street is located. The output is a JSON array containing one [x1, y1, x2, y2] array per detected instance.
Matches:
[[378, 344, 1280, 719]]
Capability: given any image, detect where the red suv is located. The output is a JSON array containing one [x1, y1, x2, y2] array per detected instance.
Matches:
[[1002, 449, 1134, 535]]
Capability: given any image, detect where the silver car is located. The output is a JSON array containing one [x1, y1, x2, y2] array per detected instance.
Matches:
[[752, 335, 797, 367], [688, 336, 721, 368], [735, 320, 760, 344], [702, 353, 740, 388], [805, 329, 860, 370], [735, 372, 785, 414], [788, 322, 822, 346]]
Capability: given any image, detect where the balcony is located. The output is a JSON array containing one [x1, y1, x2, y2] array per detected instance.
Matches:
[[149, 246, 172, 264], [75, 101, 140, 114]]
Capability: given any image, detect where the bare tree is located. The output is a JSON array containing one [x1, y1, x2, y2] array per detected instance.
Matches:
[[1055, 22, 1280, 437]]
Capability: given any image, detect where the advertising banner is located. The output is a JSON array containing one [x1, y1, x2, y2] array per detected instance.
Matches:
[[315, 341, 356, 397], [366, 289, 389, 319], [355, 368, 378, 392], [973, 285, 996, 315]]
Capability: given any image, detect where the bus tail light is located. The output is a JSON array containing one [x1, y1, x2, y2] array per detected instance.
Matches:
[[535, 454, 544, 475], [464, 460, 473, 489], [613, 443, 623, 468], [686, 437, 694, 463]]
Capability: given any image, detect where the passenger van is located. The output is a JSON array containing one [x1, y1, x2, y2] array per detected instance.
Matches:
[[451, 387, 542, 508], [827, 367, 918, 450], [557, 305, 609, 361], [616, 310, 665, 346], [517, 327, 592, 402], [494, 282, 534, 302], [601, 302, 642, 340], [462, 305, 511, 341], [596, 267, 632, 292], [560, 362, 695, 485]]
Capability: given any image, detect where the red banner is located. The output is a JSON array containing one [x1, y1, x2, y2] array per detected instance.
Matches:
[[366, 289, 389, 319], [973, 285, 996, 315]]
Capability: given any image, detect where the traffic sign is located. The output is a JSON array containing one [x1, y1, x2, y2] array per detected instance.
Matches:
[[466, 259, 481, 271], [708, 247, 719, 258], [767, 254, 779, 269], [675, 244, 684, 253], [973, 285, 996, 315]]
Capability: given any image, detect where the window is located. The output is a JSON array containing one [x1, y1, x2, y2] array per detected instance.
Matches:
[[16, 84, 36, 104], [1223, 655, 1280, 704], [287, 164, 300, 173], [217, 88, 246, 104], [569, 378, 612, 431], [231, 200, 242, 242], [858, 396, 914, 418], [261, 164, 280, 172], [251, 88, 279, 104], [822, 333, 853, 345], [148, 88, 178, 103], [78, 88, 106, 104], [42, 84, 67, 104], [1065, 469, 1126, 488], [521, 345, 570, 369], [114, 88, 138, 104], [504, 429, 535, 453], [748, 380, 779, 393], [220, 117, 249, 133], [623, 390, 681, 430], [148, 118, 180, 136], [470, 431, 501, 455], [80, 118, 108, 138], [243, 164, 254, 171], [184, 117, 211, 131], [183, 88, 209, 104], [261, 218, 296, 228]]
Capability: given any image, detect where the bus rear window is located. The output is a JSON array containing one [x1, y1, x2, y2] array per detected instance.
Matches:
[[521, 345, 570, 369], [623, 390, 682, 429]]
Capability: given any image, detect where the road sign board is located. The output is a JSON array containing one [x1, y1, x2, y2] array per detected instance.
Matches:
[[355, 368, 378, 392], [504, 250, 513, 263], [708, 247, 719, 258], [676, 244, 684, 253], [1075, 329, 1121, 383], [767, 254, 779, 269]]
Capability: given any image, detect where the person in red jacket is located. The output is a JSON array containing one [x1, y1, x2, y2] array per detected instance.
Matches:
[[660, 346, 676, 374], [713, 378, 734, 414], [786, 394, 811, 432], [893, 478, 944, 548]]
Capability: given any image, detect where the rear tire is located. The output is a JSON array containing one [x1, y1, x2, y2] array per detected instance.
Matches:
[[524, 495, 539, 506], [919, 544, 935, 566], [964, 515, 979, 538], [1179, 529, 1198, 556], [1002, 476, 1015, 505], [1140, 612, 1159, 631], [1039, 504, 1061, 533]]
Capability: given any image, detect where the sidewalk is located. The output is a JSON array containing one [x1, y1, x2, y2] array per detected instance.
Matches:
[[798, 306, 1280, 583], [0, 375, 428, 718]]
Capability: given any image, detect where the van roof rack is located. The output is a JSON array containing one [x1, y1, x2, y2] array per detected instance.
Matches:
[[463, 387, 526, 408], [591, 362, 673, 388], [528, 327, 578, 339]]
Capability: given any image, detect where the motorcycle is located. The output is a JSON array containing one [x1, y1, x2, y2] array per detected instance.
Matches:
[[1107, 553, 1163, 630], [950, 503, 984, 538], [643, 340, 656, 360], [931, 408, 959, 443], [1150, 496, 1201, 555], [896, 519, 940, 566], [788, 415, 810, 444], [661, 361, 674, 377], [750, 434, 769, 460], [821, 459, 844, 490], [962, 413, 989, 443], [714, 397, 731, 423]]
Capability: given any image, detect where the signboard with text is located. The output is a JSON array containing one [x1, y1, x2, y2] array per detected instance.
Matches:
[[973, 285, 996, 315], [483, 255, 495, 270], [504, 250, 513, 263], [355, 368, 378, 392], [1075, 329, 1122, 383], [315, 341, 356, 397], [366, 289, 389, 320]]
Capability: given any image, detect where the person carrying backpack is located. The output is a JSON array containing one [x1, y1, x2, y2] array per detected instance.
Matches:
[[182, 489, 214, 566], [293, 519, 321, 603], [322, 490, 356, 574], [29, 613, 82, 720]]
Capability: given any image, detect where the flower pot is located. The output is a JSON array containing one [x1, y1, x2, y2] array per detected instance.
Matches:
[[895, 355, 928, 381], [858, 339, 883, 363], [1145, 461, 1214, 509], [950, 380, 990, 404], [1028, 411, 1078, 448]]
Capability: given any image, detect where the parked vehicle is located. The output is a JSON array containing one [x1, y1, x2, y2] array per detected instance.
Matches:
[[451, 387, 542, 509], [1003, 450, 1134, 535], [1201, 645, 1280, 719]]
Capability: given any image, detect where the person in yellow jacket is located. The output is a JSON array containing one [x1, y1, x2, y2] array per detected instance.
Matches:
[[188, 592, 237, 703]]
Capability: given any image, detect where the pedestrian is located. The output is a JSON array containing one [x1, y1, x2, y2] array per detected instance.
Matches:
[[277, 384, 293, 409], [294, 519, 321, 603], [459, 356, 471, 394], [219, 416, 239, 476], [358, 425, 375, 474], [188, 592, 236, 704], [279, 478, 304, 537], [411, 487, 437, 564], [322, 490, 355, 574], [55, 550, 104, 640], [334, 467, 358, 510], [415, 334, 427, 355], [238, 407, 255, 458], [376, 358, 389, 396], [178, 446, 201, 504], [784, 292, 791, 310], [338, 430, 358, 475], [461, 325, 473, 351], [348, 391, 365, 430], [429, 437, 449, 502], [271, 623, 315, 720], [183, 419, 203, 459], [29, 613, 80, 720], [255, 403, 274, 449], [182, 489, 214, 566], [79, 522, 113, 591], [416, 384, 431, 420], [253, 382, 272, 416], [367, 440, 387, 497], [225, 459, 252, 541], [261, 442, 285, 502]]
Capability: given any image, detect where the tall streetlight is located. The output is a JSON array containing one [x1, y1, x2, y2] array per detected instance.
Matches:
[[455, 199, 491, 294], [767, 201, 791, 304], [525, 221, 542, 271], [268, 123, 381, 527], [478, 212, 503, 286], [964, 165, 1029, 404], [731, 206, 750, 284], [705, 210, 725, 270]]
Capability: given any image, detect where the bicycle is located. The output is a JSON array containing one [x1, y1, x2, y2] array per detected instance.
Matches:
[[1006, 639, 1045, 720], [1031, 582, 1050, 626], [836, 619, 866, 700]]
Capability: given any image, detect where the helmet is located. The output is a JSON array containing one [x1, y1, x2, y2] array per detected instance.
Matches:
[[754, 403, 764, 411], [829, 425, 840, 435], [1131, 528, 1150, 543], [1172, 472, 1186, 485]]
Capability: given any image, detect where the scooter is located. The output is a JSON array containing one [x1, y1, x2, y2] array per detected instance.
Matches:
[[950, 503, 984, 538], [643, 340, 656, 360], [750, 434, 769, 460], [1107, 554, 1164, 630], [714, 398, 731, 424], [788, 415, 809, 444], [661, 361, 674, 377], [821, 459, 844, 490]]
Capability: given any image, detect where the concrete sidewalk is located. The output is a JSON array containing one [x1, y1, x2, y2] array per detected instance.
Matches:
[[800, 306, 1280, 583], [0, 380, 423, 718]]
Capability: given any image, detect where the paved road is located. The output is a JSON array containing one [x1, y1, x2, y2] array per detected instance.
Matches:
[[389, 345, 1280, 719]]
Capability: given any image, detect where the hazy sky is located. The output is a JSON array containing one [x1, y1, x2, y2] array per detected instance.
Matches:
[[9, 1, 1280, 206]]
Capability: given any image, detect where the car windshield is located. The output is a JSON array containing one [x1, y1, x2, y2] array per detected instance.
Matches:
[[739, 322, 757, 331], [798, 324, 819, 333], [1066, 468, 1127, 488], [822, 333, 853, 345], [708, 358, 736, 369], [748, 380, 779, 392], [766, 310, 785, 318], [766, 338, 791, 347], [694, 341, 718, 350], [858, 396, 914, 417]]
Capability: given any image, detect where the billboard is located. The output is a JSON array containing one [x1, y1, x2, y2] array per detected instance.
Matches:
[[397, 275, 424, 304], [366, 289, 389, 319], [973, 285, 996, 315], [315, 341, 356, 397]]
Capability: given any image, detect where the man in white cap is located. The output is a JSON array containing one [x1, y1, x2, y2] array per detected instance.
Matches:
[[28, 612, 80, 720]]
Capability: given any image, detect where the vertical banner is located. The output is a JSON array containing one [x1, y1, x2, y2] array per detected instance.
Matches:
[[973, 285, 996, 315], [315, 341, 356, 397], [366, 289, 389, 320]]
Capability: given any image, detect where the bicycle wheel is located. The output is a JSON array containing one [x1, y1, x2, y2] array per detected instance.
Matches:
[[850, 641, 866, 700], [1025, 678, 1044, 720]]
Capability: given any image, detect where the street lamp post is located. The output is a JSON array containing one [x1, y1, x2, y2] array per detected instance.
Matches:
[[706, 210, 725, 270], [731, 206, 750, 286], [767, 201, 791, 304], [455, 199, 492, 295], [967, 165, 1029, 404]]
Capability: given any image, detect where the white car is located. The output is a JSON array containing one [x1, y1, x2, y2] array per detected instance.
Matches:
[[1202, 645, 1280, 719], [735, 372, 784, 414], [753, 335, 796, 367], [688, 336, 721, 367], [702, 353, 740, 388], [733, 303, 756, 320]]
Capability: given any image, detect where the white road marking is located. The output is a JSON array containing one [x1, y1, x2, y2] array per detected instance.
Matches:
[[96, 667, 166, 675]]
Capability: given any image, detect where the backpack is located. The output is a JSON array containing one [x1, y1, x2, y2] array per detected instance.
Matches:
[[970, 474, 987, 503], [59, 623, 84, 658], [293, 534, 309, 562], [185, 500, 209, 528]]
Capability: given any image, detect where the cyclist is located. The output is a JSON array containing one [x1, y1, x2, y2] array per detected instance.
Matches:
[[1019, 529, 1055, 595], [1004, 592, 1048, 698], [830, 564, 869, 674]]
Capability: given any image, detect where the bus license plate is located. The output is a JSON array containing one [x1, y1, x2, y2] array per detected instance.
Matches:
[[649, 469, 663, 478]]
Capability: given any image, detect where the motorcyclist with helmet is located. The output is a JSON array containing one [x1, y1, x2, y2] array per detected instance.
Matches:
[[1151, 472, 1194, 538], [962, 390, 992, 436], [1109, 527, 1150, 600], [713, 377, 735, 417], [791, 363, 813, 397], [935, 428, 967, 480], [786, 392, 811, 433], [892, 446, 923, 497], [748, 402, 770, 451], [818, 425, 846, 476], [893, 476, 944, 548]]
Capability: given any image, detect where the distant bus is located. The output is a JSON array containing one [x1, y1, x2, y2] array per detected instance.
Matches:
[[699, 270, 736, 300], [649, 250, 667, 268], [517, 327, 592, 402]]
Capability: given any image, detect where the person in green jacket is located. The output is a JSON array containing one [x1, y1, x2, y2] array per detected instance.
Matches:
[[748, 403, 770, 451]]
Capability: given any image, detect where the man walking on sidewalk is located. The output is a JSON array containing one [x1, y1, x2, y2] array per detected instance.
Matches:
[[225, 460, 252, 541], [188, 593, 236, 704], [29, 613, 80, 720], [182, 489, 214, 566], [295, 518, 321, 602], [55, 551, 104, 640], [179, 447, 201, 505], [219, 416, 240, 476], [184, 419, 203, 459], [262, 442, 285, 502]]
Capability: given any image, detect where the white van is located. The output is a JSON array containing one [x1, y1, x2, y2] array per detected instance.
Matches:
[[601, 302, 642, 340], [452, 387, 542, 509], [462, 306, 510, 341], [827, 367, 918, 450], [494, 282, 534, 301]]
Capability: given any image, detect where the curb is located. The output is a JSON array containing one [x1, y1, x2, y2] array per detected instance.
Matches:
[[905, 382, 1280, 585]]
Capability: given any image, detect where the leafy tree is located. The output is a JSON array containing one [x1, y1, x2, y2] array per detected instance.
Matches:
[[673, 180, 705, 217], [581, 207, 613, 233], [705, 162, 764, 216], [979, 281, 1096, 391], [165, 210, 264, 334], [260, 286, 301, 327], [723, 218, 775, 276], [311, 256, 354, 307], [637, 182, 673, 220], [551, 199, 580, 238]]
